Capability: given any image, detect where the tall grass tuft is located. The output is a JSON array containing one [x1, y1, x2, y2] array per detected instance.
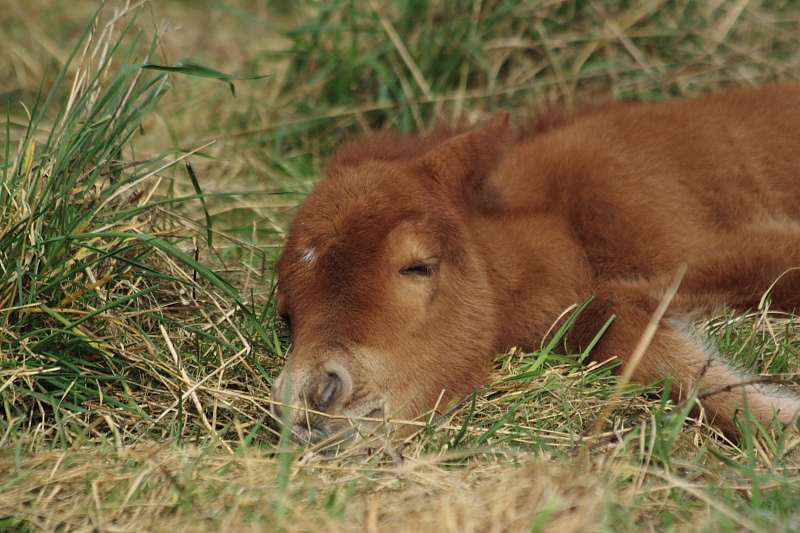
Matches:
[[0, 4, 275, 448]]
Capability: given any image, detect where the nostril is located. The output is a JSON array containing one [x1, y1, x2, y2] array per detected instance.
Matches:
[[269, 361, 355, 433], [309, 363, 354, 413], [316, 371, 342, 411]]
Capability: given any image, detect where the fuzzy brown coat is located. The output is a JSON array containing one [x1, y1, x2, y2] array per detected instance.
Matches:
[[271, 83, 800, 440]]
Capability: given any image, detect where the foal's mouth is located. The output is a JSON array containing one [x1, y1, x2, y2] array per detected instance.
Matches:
[[273, 402, 388, 447]]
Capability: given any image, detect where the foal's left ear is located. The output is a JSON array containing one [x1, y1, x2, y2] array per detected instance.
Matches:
[[418, 111, 511, 189]]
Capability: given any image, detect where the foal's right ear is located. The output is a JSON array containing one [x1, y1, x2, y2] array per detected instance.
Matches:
[[418, 111, 511, 189]]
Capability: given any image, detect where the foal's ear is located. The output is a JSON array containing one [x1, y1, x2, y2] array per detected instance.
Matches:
[[418, 111, 511, 189]]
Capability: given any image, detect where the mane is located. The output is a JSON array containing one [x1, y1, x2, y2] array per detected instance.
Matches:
[[327, 122, 473, 171], [328, 99, 647, 173], [521, 99, 647, 138]]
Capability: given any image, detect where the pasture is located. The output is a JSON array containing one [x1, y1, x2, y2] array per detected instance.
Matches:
[[2, 0, 800, 531]]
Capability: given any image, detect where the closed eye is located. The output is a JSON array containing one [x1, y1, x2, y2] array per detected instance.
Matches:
[[399, 261, 437, 277]]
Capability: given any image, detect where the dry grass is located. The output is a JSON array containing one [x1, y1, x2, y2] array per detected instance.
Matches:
[[1, 443, 607, 533], [3, 0, 800, 531], [4, 380, 798, 533]]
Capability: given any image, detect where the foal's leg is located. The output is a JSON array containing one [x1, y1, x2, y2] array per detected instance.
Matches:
[[571, 223, 800, 435]]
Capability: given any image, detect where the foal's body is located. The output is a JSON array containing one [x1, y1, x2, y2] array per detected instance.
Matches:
[[272, 84, 800, 439]]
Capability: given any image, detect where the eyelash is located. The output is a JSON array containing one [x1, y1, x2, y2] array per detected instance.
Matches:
[[400, 263, 435, 277]]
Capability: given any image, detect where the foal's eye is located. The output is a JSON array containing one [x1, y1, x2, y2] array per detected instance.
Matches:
[[399, 261, 436, 277]]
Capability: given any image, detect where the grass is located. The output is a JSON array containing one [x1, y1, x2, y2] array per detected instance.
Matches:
[[0, 2, 284, 449], [1, 0, 800, 531]]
